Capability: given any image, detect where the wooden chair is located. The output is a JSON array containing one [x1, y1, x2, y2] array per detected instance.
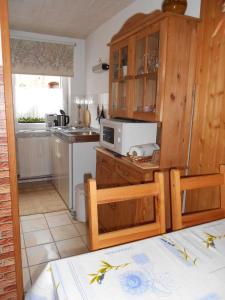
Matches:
[[170, 165, 225, 230], [87, 172, 166, 250]]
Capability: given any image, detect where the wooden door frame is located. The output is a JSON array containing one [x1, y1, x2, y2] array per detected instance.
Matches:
[[0, 0, 23, 298]]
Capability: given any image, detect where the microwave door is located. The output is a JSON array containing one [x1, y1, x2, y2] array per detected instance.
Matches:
[[101, 125, 116, 151], [103, 126, 114, 144]]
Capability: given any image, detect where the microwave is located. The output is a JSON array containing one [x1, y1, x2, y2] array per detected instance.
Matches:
[[100, 119, 157, 155]]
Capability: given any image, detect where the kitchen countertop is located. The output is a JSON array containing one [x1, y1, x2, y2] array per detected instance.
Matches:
[[50, 126, 100, 143], [96, 146, 159, 172], [16, 129, 51, 138], [53, 129, 100, 143], [16, 127, 100, 143]]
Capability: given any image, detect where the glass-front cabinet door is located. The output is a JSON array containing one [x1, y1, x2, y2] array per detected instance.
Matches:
[[133, 25, 162, 121], [109, 41, 132, 118]]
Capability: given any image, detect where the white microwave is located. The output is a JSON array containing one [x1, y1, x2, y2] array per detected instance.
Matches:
[[100, 119, 158, 155]]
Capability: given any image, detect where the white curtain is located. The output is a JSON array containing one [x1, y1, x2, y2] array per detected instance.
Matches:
[[10, 38, 74, 77]]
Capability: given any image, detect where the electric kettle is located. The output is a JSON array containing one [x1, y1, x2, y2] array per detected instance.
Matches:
[[56, 114, 70, 126], [54, 110, 70, 126]]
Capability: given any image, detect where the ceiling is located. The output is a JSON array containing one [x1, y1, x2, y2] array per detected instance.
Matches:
[[8, 0, 135, 39]]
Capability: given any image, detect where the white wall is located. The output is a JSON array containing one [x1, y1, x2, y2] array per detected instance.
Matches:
[[10, 30, 86, 127], [85, 0, 201, 127]]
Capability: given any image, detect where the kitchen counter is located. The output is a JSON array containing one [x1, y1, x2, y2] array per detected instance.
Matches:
[[51, 127, 100, 143], [16, 129, 51, 138], [16, 127, 100, 143], [96, 147, 171, 231]]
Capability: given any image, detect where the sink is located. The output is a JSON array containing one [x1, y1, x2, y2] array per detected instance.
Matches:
[[63, 127, 95, 133], [17, 129, 50, 133], [53, 127, 100, 142], [66, 131, 99, 136]]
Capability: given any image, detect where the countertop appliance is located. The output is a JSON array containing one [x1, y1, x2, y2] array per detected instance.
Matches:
[[45, 114, 57, 128], [56, 114, 70, 126], [100, 119, 158, 155]]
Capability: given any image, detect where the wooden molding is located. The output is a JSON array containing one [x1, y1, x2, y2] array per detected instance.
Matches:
[[0, 0, 23, 298], [109, 10, 199, 45], [187, 0, 225, 212]]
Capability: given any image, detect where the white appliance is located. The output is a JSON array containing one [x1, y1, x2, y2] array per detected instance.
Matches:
[[45, 114, 57, 128], [52, 136, 98, 211], [100, 119, 157, 155]]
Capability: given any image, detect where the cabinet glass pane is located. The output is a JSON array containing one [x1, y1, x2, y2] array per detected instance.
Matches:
[[111, 82, 119, 111], [118, 81, 127, 111], [112, 49, 119, 80], [147, 32, 159, 75], [135, 78, 144, 112], [135, 38, 145, 75], [121, 46, 128, 78], [145, 78, 157, 112]]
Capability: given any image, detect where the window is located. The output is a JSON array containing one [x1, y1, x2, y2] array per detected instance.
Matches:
[[13, 74, 67, 123]]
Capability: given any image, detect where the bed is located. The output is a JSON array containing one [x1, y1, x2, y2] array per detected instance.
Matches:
[[26, 218, 225, 300]]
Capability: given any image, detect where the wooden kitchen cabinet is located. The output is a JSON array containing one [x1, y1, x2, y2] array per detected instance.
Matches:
[[96, 11, 199, 232], [96, 148, 171, 231], [109, 39, 134, 118], [108, 11, 199, 169], [109, 11, 198, 122], [133, 23, 162, 121]]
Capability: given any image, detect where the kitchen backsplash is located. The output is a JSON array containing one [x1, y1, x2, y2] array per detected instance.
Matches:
[[15, 93, 109, 130], [71, 93, 109, 129]]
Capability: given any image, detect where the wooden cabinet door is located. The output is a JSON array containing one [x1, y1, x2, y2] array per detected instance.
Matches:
[[133, 23, 165, 122], [109, 39, 133, 118], [17, 136, 52, 178], [96, 150, 155, 232]]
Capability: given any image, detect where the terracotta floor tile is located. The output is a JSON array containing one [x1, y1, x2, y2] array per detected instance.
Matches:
[[21, 217, 48, 233], [24, 229, 53, 247], [19, 181, 67, 215], [26, 243, 59, 266], [50, 224, 80, 241], [29, 263, 47, 284], [56, 237, 88, 258], [23, 267, 31, 292], [45, 212, 72, 228]]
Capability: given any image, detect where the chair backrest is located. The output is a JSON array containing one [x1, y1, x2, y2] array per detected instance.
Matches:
[[170, 165, 225, 230], [87, 172, 166, 250]]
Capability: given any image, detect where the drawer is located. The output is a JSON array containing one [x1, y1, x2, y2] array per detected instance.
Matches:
[[115, 162, 153, 184], [97, 151, 115, 170]]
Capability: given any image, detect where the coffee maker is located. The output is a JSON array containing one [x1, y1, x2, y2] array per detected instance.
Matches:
[[55, 114, 70, 126], [54, 110, 70, 126], [45, 114, 57, 128]]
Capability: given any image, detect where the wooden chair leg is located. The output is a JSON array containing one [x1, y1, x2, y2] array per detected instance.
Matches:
[[87, 179, 99, 250], [154, 172, 166, 233], [220, 165, 225, 211], [170, 169, 182, 230]]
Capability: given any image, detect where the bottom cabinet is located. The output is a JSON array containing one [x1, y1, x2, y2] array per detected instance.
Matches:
[[96, 149, 159, 232], [17, 136, 52, 179]]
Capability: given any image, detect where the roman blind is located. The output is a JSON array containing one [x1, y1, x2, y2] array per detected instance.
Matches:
[[10, 38, 74, 77]]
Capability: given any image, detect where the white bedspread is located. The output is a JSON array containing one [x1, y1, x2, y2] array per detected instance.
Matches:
[[26, 218, 225, 300]]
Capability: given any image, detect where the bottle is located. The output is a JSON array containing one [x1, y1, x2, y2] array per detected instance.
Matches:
[[83, 105, 91, 128]]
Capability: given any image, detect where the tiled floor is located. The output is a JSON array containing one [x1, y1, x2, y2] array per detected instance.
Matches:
[[21, 210, 89, 292], [19, 181, 67, 215]]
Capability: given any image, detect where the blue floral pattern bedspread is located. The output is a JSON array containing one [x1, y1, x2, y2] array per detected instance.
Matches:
[[26, 218, 225, 300]]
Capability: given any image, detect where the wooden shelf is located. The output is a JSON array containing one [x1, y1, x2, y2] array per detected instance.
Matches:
[[133, 111, 157, 121], [134, 72, 157, 80]]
